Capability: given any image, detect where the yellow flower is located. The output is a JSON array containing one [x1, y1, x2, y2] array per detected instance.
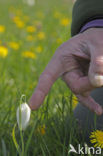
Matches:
[[56, 38, 63, 44], [8, 42, 19, 50], [13, 16, 20, 22], [13, 17, 25, 28], [36, 46, 42, 53], [16, 20, 25, 28], [0, 46, 8, 58], [37, 124, 46, 135], [22, 51, 36, 59], [72, 95, 78, 109], [90, 130, 103, 148], [26, 26, 36, 33], [0, 25, 5, 33], [60, 18, 71, 26], [37, 32, 45, 40], [26, 35, 35, 41]]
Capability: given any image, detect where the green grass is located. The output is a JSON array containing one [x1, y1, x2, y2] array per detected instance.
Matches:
[[0, 0, 98, 155]]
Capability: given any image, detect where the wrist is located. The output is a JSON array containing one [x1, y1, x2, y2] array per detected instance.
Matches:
[[80, 19, 103, 33]]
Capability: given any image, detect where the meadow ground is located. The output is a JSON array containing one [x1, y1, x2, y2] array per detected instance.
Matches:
[[0, 0, 100, 155]]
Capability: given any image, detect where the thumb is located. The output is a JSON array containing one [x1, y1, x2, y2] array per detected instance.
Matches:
[[89, 48, 103, 87]]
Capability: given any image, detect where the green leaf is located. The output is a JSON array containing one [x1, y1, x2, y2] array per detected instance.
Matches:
[[12, 124, 21, 154]]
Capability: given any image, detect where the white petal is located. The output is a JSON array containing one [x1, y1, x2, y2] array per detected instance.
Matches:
[[26, 0, 35, 6], [17, 103, 31, 130]]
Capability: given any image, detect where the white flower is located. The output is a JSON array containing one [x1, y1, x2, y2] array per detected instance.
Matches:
[[17, 103, 31, 131], [23, 0, 35, 6]]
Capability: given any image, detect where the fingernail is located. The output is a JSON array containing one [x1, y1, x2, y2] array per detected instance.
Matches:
[[90, 74, 103, 87], [95, 107, 103, 115]]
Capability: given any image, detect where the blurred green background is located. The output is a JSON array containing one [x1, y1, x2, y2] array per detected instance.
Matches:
[[0, 0, 82, 156]]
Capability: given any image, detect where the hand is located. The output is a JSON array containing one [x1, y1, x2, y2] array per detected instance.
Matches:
[[29, 28, 103, 115]]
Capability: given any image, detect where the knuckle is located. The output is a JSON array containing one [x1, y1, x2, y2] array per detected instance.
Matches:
[[39, 72, 54, 84], [59, 53, 72, 64], [38, 73, 52, 95], [71, 86, 80, 94], [59, 53, 65, 64]]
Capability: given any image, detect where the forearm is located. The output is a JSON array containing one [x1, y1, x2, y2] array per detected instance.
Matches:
[[71, 0, 103, 36]]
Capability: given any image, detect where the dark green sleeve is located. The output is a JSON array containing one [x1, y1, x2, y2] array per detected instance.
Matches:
[[71, 0, 103, 36]]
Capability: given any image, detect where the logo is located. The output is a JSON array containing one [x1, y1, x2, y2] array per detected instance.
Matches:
[[68, 144, 77, 154], [68, 144, 101, 155]]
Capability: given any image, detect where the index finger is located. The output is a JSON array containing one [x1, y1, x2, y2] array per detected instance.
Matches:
[[29, 52, 63, 110]]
